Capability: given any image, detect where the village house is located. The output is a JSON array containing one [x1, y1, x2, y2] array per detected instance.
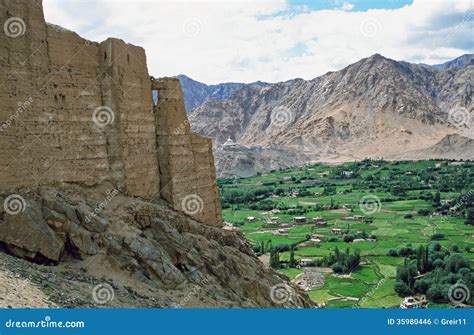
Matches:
[[342, 170, 354, 178], [400, 296, 426, 309], [299, 258, 314, 267], [246, 216, 256, 222], [312, 217, 327, 226], [293, 217, 307, 224], [276, 228, 290, 235], [353, 238, 377, 243], [331, 228, 343, 235], [342, 215, 365, 221]]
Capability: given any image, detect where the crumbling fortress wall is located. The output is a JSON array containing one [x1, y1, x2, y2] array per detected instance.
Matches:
[[153, 78, 222, 225], [0, 0, 222, 226]]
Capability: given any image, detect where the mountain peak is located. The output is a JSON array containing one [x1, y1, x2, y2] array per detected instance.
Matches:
[[432, 54, 474, 70]]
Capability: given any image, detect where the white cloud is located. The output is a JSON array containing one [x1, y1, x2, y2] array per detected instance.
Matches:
[[341, 2, 354, 11], [43, 0, 473, 84]]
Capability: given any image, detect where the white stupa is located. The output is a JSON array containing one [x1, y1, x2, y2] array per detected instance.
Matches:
[[223, 137, 238, 148]]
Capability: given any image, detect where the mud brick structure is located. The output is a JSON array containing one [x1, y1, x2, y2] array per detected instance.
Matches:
[[0, 0, 222, 226]]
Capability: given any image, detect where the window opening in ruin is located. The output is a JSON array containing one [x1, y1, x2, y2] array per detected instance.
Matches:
[[61, 95, 66, 103], [104, 52, 107, 60], [127, 54, 130, 65], [152, 90, 159, 107]]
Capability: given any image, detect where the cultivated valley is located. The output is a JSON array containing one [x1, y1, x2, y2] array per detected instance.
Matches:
[[219, 160, 474, 308]]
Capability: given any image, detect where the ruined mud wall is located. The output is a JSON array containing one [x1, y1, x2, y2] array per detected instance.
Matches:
[[0, 0, 222, 227], [153, 78, 223, 226]]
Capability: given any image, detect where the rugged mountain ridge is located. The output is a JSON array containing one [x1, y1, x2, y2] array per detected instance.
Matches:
[[189, 54, 474, 176], [431, 54, 474, 70], [177, 74, 269, 112]]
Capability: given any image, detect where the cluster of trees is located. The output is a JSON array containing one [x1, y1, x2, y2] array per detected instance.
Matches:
[[351, 161, 473, 197], [394, 243, 474, 305], [342, 230, 376, 243], [316, 247, 360, 274]]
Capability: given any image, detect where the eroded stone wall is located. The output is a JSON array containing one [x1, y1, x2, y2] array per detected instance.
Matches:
[[0, 0, 222, 227], [153, 78, 222, 226]]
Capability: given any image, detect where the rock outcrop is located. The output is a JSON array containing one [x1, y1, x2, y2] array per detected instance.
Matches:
[[0, 183, 314, 308]]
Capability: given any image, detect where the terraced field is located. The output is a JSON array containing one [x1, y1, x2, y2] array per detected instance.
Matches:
[[219, 160, 474, 307]]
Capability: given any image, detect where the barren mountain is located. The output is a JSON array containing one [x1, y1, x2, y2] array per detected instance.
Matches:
[[188, 54, 474, 176], [432, 54, 474, 70], [177, 75, 269, 112]]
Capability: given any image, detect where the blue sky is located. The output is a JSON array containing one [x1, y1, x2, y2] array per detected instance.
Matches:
[[43, 0, 473, 84], [287, 0, 414, 11]]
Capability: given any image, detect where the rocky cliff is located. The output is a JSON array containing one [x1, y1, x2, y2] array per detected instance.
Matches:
[[0, 0, 313, 308], [189, 54, 473, 177]]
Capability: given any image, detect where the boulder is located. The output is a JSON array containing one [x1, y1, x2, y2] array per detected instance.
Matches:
[[0, 199, 64, 261]]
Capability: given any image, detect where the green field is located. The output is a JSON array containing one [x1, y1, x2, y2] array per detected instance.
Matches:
[[219, 160, 474, 308]]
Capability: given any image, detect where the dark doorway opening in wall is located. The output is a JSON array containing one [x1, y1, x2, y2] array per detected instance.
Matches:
[[152, 89, 159, 107]]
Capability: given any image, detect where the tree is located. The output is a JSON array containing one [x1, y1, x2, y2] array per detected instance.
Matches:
[[433, 191, 441, 207], [289, 245, 297, 268], [388, 249, 398, 257], [465, 208, 474, 226], [269, 249, 280, 269]]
